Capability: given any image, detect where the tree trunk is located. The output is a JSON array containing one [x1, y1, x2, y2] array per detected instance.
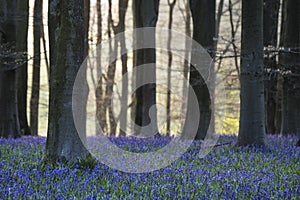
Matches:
[[280, 0, 300, 136], [95, 0, 107, 135], [181, 1, 191, 131], [263, 0, 280, 134], [16, 0, 30, 136], [104, 0, 117, 136], [238, 0, 266, 146], [118, 0, 129, 137], [166, 0, 176, 136], [0, 0, 22, 138], [84, 0, 90, 58], [133, 0, 159, 136], [45, 0, 90, 162], [30, 0, 43, 136], [183, 0, 215, 140]]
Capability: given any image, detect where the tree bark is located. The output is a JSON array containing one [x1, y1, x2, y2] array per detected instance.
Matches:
[[182, 0, 215, 140], [104, 0, 117, 136], [16, 0, 30, 136], [45, 0, 90, 162], [166, 0, 176, 136], [238, 0, 266, 146], [95, 0, 107, 135], [133, 0, 159, 136], [117, 0, 129, 137], [0, 0, 22, 138], [263, 0, 280, 135], [180, 1, 191, 131], [30, 0, 43, 136], [280, 0, 300, 136]]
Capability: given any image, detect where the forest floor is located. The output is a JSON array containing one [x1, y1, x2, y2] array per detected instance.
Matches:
[[0, 135, 299, 199]]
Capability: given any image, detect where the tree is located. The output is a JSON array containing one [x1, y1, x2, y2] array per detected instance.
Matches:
[[279, 0, 300, 139], [116, 0, 129, 136], [95, 0, 107, 135], [166, 0, 177, 136], [180, 0, 191, 134], [103, 0, 117, 136], [30, 0, 43, 136], [182, 0, 215, 140], [16, 0, 30, 136], [238, 0, 265, 145], [133, 0, 160, 136], [45, 0, 90, 162], [263, 0, 280, 135], [0, 0, 22, 138]]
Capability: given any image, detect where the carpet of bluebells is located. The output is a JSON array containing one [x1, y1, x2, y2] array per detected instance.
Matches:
[[0, 135, 299, 199]]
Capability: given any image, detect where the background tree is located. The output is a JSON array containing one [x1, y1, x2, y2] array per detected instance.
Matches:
[[95, 0, 107, 135], [263, 0, 280, 135], [16, 0, 30, 136], [238, 0, 265, 145], [116, 0, 129, 136], [0, 0, 22, 138], [183, 0, 215, 140], [166, 0, 177, 136], [133, 0, 160, 136], [30, 0, 43, 136], [279, 0, 300, 138], [45, 0, 90, 162], [103, 0, 117, 136]]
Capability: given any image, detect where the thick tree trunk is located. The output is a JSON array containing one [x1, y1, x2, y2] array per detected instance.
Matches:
[[16, 0, 30, 136], [45, 0, 90, 162], [133, 0, 159, 136], [30, 0, 43, 136], [238, 0, 266, 146], [0, 0, 22, 138], [280, 0, 300, 137], [183, 0, 215, 140]]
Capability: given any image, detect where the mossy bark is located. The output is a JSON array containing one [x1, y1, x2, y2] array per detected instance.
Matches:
[[45, 0, 90, 163]]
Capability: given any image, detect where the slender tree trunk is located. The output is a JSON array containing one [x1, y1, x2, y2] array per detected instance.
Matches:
[[238, 0, 266, 146], [95, 0, 107, 135], [30, 0, 43, 136], [45, 0, 90, 162], [104, 0, 117, 136], [181, 1, 191, 129], [165, 0, 176, 136], [263, 0, 280, 134], [0, 0, 22, 138], [118, 0, 129, 137], [16, 0, 30, 136]]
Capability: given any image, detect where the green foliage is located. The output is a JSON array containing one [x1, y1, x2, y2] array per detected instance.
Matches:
[[0, 135, 299, 199]]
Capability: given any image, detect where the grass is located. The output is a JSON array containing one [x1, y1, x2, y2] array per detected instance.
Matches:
[[0, 135, 299, 199]]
